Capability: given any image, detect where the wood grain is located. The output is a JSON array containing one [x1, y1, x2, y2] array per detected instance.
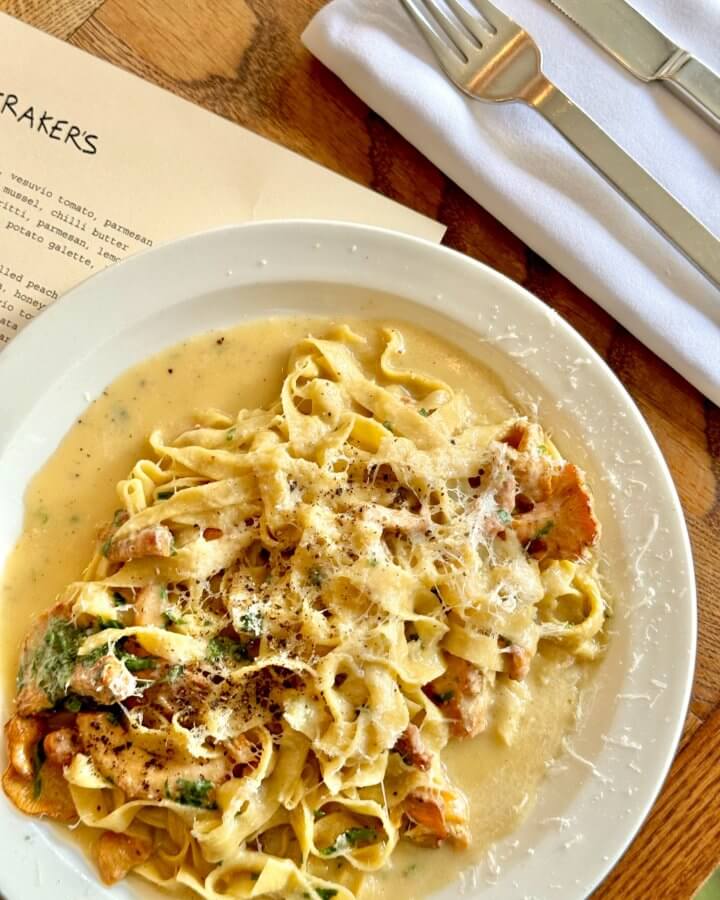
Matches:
[[5, 1, 720, 896], [0, 0, 104, 38]]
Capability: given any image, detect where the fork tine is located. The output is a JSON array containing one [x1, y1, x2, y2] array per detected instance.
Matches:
[[466, 0, 506, 29], [412, 0, 478, 57], [399, 0, 467, 75], [443, 0, 494, 39]]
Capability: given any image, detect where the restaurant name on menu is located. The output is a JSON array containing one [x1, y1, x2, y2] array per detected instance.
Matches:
[[0, 90, 99, 155]]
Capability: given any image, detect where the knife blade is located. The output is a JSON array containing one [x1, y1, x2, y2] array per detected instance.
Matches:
[[546, 0, 720, 131]]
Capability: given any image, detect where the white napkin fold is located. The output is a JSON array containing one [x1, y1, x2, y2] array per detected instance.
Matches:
[[303, 0, 720, 403]]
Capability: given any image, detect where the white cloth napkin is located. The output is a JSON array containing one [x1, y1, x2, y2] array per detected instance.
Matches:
[[303, 0, 720, 403]]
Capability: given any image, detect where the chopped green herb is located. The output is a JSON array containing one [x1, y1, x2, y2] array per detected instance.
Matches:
[[435, 690, 455, 704], [313, 808, 327, 821], [64, 695, 82, 713], [163, 609, 185, 626], [207, 635, 249, 663], [32, 742, 46, 800], [533, 520, 555, 540], [308, 566, 324, 588], [157, 491, 173, 500], [159, 585, 168, 600], [367, 556, 379, 567], [164, 664, 185, 683], [112, 509, 126, 526], [316, 890, 338, 900], [27, 618, 84, 705], [122, 654, 158, 673], [236, 608, 263, 636], [538, 444, 548, 454], [320, 826, 378, 856], [382, 420, 394, 433], [112, 591, 126, 606], [99, 619, 125, 630], [79, 643, 109, 667], [101, 538, 111, 557], [418, 408, 430, 417], [170, 777, 216, 809], [225, 428, 236, 442], [106, 710, 120, 725], [496, 508, 512, 525]]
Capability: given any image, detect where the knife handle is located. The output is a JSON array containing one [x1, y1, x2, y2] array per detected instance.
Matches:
[[662, 55, 720, 132], [530, 80, 720, 290]]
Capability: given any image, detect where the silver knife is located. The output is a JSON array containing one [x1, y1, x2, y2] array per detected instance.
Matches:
[[546, 0, 720, 131]]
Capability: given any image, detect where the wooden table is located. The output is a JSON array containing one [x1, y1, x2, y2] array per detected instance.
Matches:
[[3, 1, 719, 896]]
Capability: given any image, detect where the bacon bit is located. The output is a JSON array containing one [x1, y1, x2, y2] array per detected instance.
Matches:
[[98, 511, 129, 544], [403, 788, 447, 846], [425, 654, 489, 739], [513, 463, 598, 560], [507, 645, 532, 681], [69, 653, 136, 705], [133, 583, 165, 627], [393, 724, 432, 771], [500, 422, 526, 450], [95, 831, 152, 884], [6, 716, 46, 779], [44, 728, 78, 768], [16, 682, 51, 718], [203, 528, 223, 541], [2, 760, 76, 821], [76, 713, 232, 801], [107, 525, 174, 562]]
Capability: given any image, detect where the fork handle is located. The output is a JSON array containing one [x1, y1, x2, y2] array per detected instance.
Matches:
[[529, 80, 720, 290]]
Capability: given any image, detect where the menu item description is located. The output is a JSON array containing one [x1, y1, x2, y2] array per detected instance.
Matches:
[[0, 13, 443, 348]]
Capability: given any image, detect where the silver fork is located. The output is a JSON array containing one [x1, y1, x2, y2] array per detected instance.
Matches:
[[401, 0, 720, 290]]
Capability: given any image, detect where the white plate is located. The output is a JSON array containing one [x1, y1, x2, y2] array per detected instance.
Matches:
[[0, 221, 695, 900]]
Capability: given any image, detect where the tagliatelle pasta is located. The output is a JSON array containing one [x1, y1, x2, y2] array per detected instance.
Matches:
[[3, 324, 606, 899]]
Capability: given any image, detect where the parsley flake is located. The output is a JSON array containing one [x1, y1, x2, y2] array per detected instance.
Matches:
[[320, 826, 378, 856], [308, 566, 324, 588], [169, 777, 216, 809], [122, 654, 158, 673], [32, 742, 46, 800], [534, 520, 555, 539], [64, 695, 82, 713], [207, 635, 249, 663]]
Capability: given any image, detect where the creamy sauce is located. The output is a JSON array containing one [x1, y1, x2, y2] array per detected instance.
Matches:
[[1, 317, 584, 898]]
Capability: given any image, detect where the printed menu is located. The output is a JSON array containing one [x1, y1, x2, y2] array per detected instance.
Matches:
[[0, 12, 443, 347]]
